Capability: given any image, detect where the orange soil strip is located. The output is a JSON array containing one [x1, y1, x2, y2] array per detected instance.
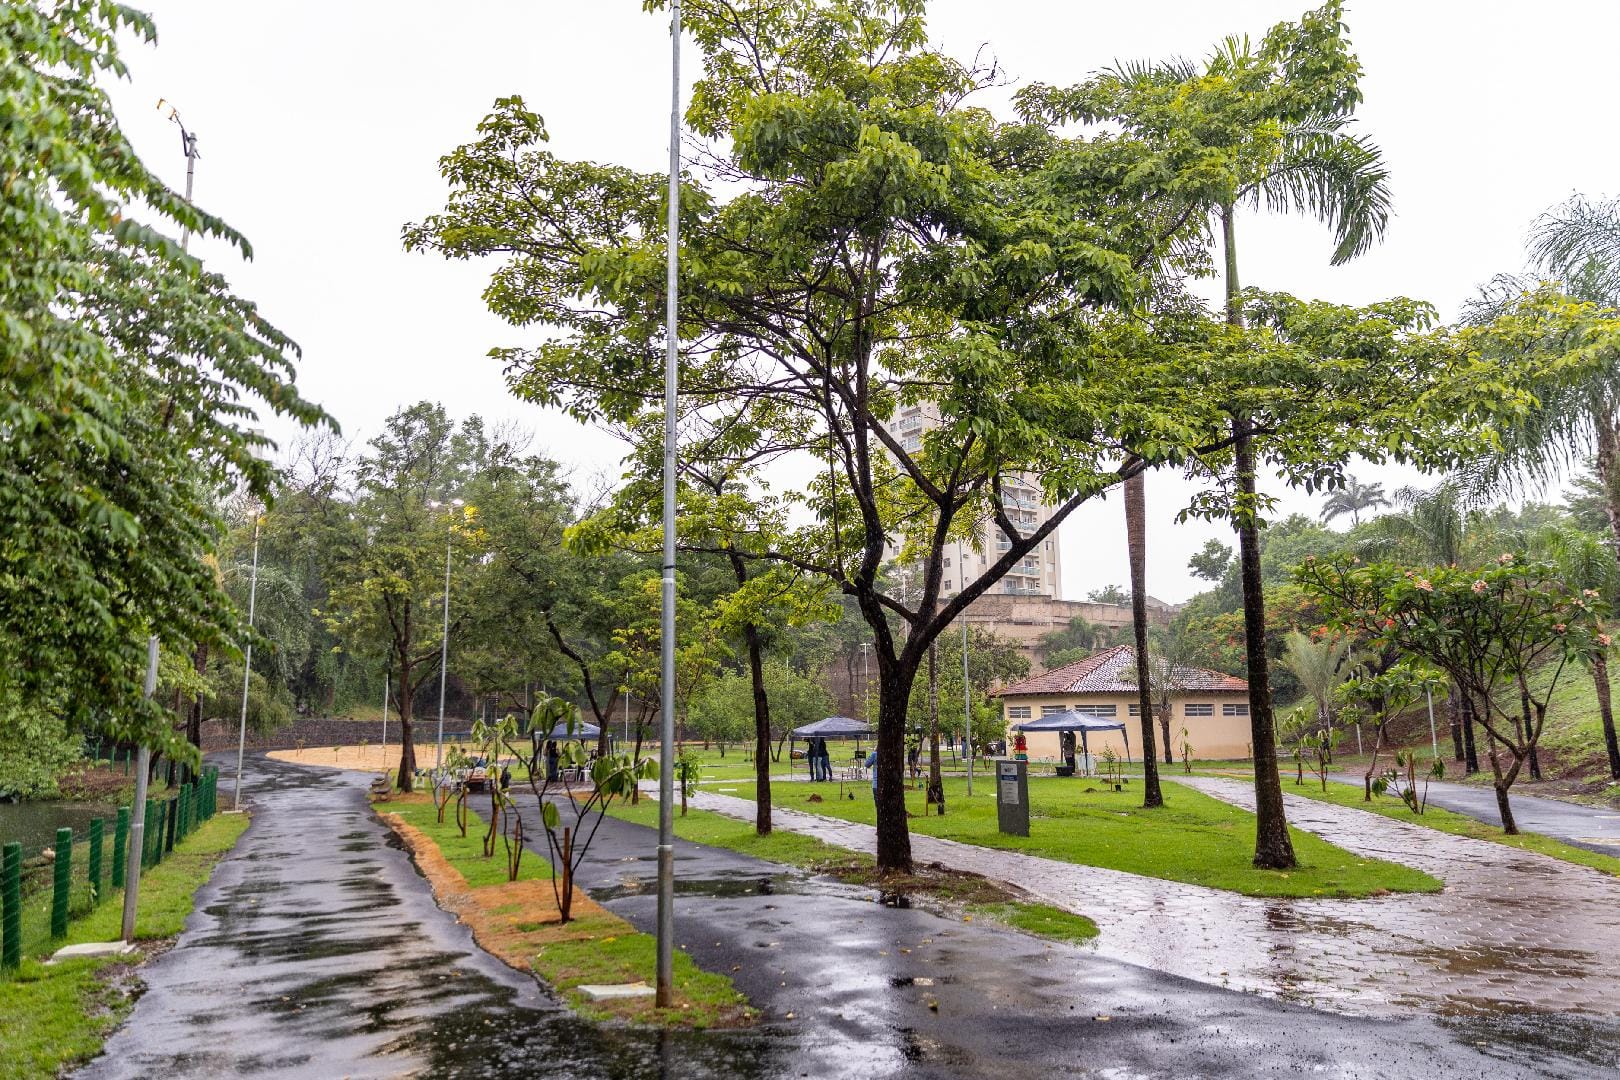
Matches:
[[375, 799, 705, 1025], [269, 743, 482, 772]]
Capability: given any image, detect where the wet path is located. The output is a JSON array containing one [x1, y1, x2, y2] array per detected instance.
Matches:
[[687, 780, 1620, 1022], [1327, 772, 1620, 856], [71, 755, 1620, 1078], [75, 756, 780, 1079], [506, 789, 1618, 1078]]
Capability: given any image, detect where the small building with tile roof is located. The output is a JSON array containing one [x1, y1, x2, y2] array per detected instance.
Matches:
[[995, 645, 1254, 762]]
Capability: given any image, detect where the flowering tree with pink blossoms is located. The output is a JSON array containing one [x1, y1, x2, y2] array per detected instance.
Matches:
[[1296, 554, 1602, 833]]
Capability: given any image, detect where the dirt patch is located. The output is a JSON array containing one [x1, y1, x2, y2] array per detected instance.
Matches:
[[270, 743, 486, 773], [378, 802, 747, 1026], [56, 763, 135, 801]]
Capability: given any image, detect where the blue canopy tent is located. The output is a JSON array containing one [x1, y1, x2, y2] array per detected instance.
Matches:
[[1012, 711, 1130, 775], [789, 716, 873, 780], [529, 719, 606, 782]]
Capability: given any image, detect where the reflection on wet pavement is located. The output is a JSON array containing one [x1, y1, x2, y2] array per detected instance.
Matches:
[[71, 756, 1620, 1079], [688, 774, 1620, 1021], [75, 756, 782, 1079]]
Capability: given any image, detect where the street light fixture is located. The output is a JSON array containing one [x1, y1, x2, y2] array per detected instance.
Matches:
[[427, 498, 464, 769]]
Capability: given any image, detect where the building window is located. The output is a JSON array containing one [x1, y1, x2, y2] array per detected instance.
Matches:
[[943, 579, 952, 591], [1185, 703, 1214, 717], [1072, 704, 1117, 717], [1222, 703, 1249, 717], [1007, 706, 1031, 719], [1040, 704, 1068, 716], [1128, 704, 1141, 716], [944, 556, 951, 567]]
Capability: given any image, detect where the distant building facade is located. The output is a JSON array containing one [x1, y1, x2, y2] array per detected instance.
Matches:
[[996, 645, 1252, 761]]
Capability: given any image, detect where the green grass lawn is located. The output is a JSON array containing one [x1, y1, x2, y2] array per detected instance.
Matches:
[[382, 794, 748, 1026], [0, 812, 248, 1080], [1280, 779, 1620, 877], [744, 776, 1440, 898]]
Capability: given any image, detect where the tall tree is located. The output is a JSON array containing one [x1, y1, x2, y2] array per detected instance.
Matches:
[[1, 0, 328, 754], [405, 0, 1248, 872], [1124, 472, 1163, 806], [1319, 475, 1390, 526], [326, 404, 479, 791], [1024, 1, 1392, 868]]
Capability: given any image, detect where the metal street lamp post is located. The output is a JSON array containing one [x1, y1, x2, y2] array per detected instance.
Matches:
[[427, 499, 463, 770], [655, 0, 683, 1009], [232, 513, 262, 810]]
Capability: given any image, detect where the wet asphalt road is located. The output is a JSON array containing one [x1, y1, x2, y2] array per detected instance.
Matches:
[[1329, 773, 1620, 856], [510, 790, 1620, 1079], [72, 755, 1620, 1078]]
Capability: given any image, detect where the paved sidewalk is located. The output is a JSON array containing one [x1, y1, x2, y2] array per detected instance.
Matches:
[[687, 779, 1620, 1019], [1328, 773, 1620, 856]]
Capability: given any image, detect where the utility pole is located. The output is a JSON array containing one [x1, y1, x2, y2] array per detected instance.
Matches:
[[125, 101, 201, 937], [427, 499, 462, 768], [655, 0, 682, 1011], [121, 637, 158, 943], [231, 513, 261, 810]]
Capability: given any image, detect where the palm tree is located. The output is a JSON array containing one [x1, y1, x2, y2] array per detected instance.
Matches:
[[1319, 475, 1390, 527], [1280, 631, 1357, 756], [1537, 528, 1620, 780], [1047, 4, 1391, 869], [1467, 193, 1620, 564], [1124, 471, 1163, 807], [1370, 481, 1479, 771]]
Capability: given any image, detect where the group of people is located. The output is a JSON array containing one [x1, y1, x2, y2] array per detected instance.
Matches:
[[804, 735, 835, 781]]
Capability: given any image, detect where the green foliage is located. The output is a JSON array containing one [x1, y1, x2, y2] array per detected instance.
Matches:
[[0, 703, 82, 800], [0, 1, 328, 752], [907, 628, 1029, 739], [689, 660, 833, 747]]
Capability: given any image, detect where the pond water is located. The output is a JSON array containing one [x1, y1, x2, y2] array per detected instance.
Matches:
[[0, 800, 119, 857]]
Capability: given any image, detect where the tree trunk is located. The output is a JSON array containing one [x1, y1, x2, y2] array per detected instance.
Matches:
[[1159, 706, 1174, 766], [1234, 419, 1296, 870], [926, 641, 944, 814], [745, 622, 773, 835], [395, 657, 418, 793], [1220, 202, 1293, 869], [1124, 471, 1162, 808], [1493, 781, 1519, 835], [1458, 683, 1470, 761], [874, 654, 919, 873], [1461, 693, 1480, 775], [1363, 714, 1386, 801], [1518, 683, 1542, 781], [1594, 650, 1620, 781]]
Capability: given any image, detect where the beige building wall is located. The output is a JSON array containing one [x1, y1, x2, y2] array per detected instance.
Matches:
[[1001, 693, 1255, 762]]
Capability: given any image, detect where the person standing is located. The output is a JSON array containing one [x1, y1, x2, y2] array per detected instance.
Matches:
[[866, 748, 879, 800]]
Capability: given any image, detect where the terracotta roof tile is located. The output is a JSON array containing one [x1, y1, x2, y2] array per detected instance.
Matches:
[[997, 645, 1247, 698]]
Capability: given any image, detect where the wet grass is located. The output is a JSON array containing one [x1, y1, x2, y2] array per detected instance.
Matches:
[[755, 776, 1441, 898], [969, 902, 1099, 944], [1282, 781, 1620, 877], [378, 794, 750, 1028], [0, 812, 249, 1080]]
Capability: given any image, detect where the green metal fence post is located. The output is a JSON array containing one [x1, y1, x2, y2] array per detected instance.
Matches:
[[51, 827, 72, 938], [143, 799, 158, 868], [88, 818, 104, 905], [164, 796, 178, 854], [2, 842, 20, 969], [112, 807, 129, 888]]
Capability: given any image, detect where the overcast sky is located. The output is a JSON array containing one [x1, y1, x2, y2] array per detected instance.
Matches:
[[106, 1, 1620, 603]]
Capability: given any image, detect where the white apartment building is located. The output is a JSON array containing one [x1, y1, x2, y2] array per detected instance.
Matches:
[[886, 402, 1062, 599]]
